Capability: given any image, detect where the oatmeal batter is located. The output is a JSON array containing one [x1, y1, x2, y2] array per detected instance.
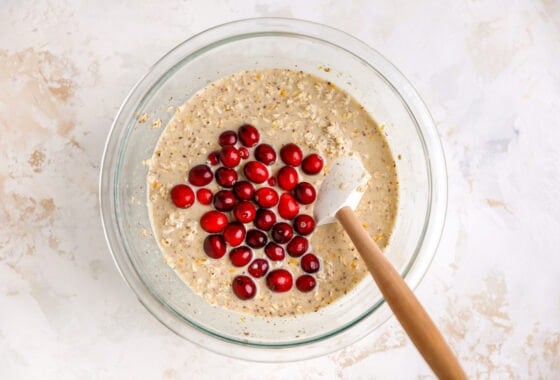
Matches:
[[147, 68, 398, 317]]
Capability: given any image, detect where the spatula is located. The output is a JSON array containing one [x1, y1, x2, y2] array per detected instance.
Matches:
[[314, 154, 466, 379]]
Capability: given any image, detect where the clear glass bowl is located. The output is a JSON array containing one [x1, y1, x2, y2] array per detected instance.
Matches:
[[100, 18, 447, 362]]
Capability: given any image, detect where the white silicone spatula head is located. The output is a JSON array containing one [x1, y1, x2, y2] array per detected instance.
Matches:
[[313, 154, 371, 226]]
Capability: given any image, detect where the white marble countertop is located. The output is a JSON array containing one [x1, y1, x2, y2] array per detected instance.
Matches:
[[1, 1, 559, 378]]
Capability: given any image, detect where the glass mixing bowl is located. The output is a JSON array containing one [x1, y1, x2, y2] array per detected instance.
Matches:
[[99, 18, 447, 362]]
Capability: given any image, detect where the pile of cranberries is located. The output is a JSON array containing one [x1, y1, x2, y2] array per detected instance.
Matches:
[[169, 124, 325, 300]]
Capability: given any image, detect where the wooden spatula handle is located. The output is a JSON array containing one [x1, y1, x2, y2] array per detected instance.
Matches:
[[336, 206, 466, 379]]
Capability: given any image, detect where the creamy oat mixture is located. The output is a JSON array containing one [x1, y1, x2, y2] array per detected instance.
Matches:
[[147, 68, 398, 317]]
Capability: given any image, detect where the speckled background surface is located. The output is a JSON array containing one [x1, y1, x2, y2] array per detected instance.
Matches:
[[1, 1, 559, 378]]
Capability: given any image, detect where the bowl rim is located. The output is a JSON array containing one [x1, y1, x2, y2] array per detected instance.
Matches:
[[99, 17, 447, 362]]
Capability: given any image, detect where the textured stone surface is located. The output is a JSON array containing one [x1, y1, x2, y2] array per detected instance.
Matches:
[[1, 1, 559, 378]]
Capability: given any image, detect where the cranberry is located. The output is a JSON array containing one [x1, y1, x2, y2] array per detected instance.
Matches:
[[229, 246, 252, 267], [294, 182, 316, 205], [266, 269, 293, 292], [265, 242, 285, 261], [219, 130, 237, 146], [245, 229, 268, 248], [276, 166, 299, 191], [254, 187, 279, 208], [238, 124, 260, 147], [278, 192, 299, 220], [243, 161, 268, 183], [188, 164, 213, 186], [207, 151, 220, 166], [233, 181, 255, 200], [233, 201, 257, 223], [203, 234, 226, 259], [215, 167, 238, 187], [253, 208, 276, 231], [248, 258, 269, 278], [196, 188, 213, 205], [232, 275, 256, 300], [302, 153, 324, 175], [200, 210, 228, 233], [239, 147, 249, 159], [296, 275, 316, 292], [301, 253, 320, 273], [213, 190, 237, 211], [271, 222, 294, 244], [286, 236, 309, 257], [170, 184, 195, 208], [223, 222, 246, 247], [219, 145, 241, 168], [254, 144, 277, 165], [280, 143, 303, 166], [267, 177, 276, 186], [293, 214, 316, 235]]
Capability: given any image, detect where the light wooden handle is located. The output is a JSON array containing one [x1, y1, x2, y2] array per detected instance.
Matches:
[[336, 206, 466, 380]]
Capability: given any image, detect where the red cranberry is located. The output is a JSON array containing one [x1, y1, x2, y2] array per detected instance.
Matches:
[[203, 234, 226, 259], [267, 177, 276, 186], [229, 246, 252, 267], [248, 258, 269, 278], [213, 190, 237, 211], [188, 164, 213, 186], [200, 210, 228, 233], [254, 187, 279, 208], [264, 242, 285, 261], [238, 124, 260, 147], [293, 214, 316, 235], [170, 184, 195, 208], [286, 236, 309, 257], [245, 229, 268, 248], [276, 166, 299, 191], [232, 275, 256, 300], [233, 201, 257, 224], [196, 188, 213, 205], [296, 275, 316, 292], [219, 130, 237, 146], [294, 182, 316, 205], [233, 181, 255, 200], [302, 153, 324, 175], [239, 147, 249, 159], [207, 151, 220, 166], [280, 143, 303, 166], [278, 192, 299, 220], [266, 269, 293, 292], [215, 167, 238, 187], [223, 222, 246, 247], [271, 222, 294, 244], [253, 209, 276, 231], [301, 253, 320, 273], [219, 145, 241, 168], [254, 144, 277, 165], [243, 161, 268, 183]]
